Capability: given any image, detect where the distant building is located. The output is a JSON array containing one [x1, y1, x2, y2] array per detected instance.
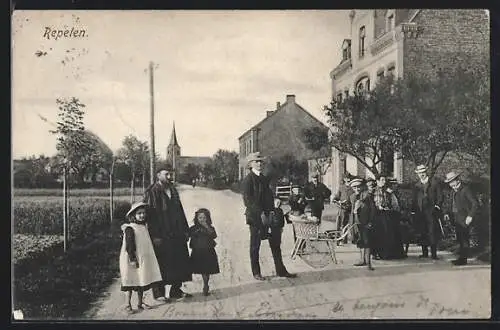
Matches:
[[237, 94, 328, 181], [166, 123, 211, 177], [328, 9, 489, 191]]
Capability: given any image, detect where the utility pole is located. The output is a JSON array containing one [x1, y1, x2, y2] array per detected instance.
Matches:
[[149, 61, 156, 184]]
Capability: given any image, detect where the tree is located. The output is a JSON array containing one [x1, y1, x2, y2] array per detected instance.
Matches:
[[50, 98, 114, 185], [302, 126, 332, 182], [50, 97, 92, 184], [312, 63, 490, 179], [267, 153, 309, 187], [116, 135, 149, 202], [212, 149, 239, 184], [180, 163, 202, 184]]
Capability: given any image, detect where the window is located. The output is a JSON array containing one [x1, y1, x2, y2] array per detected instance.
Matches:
[[387, 66, 395, 78], [342, 40, 352, 61], [337, 93, 343, 103], [387, 14, 394, 31], [359, 26, 366, 58], [344, 90, 349, 99], [377, 70, 385, 82], [381, 144, 395, 178]]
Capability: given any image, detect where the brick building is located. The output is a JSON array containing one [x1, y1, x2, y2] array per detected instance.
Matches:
[[238, 94, 328, 181], [327, 9, 489, 192]]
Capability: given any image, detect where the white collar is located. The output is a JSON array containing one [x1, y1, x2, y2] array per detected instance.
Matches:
[[251, 168, 261, 176], [420, 176, 429, 185]]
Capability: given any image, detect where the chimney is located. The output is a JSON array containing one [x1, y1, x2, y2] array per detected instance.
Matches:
[[276, 102, 281, 110], [286, 95, 295, 104], [266, 111, 274, 117]]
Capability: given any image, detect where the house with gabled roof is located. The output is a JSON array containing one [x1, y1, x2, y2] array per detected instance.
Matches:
[[237, 94, 328, 181]]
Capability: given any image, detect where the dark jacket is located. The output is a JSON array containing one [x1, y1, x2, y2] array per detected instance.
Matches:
[[242, 171, 274, 226], [271, 207, 285, 228], [350, 191, 375, 226], [143, 181, 192, 284], [412, 177, 444, 214], [451, 183, 479, 228], [304, 181, 332, 212]]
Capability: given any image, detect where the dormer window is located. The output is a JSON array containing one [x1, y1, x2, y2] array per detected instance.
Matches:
[[359, 26, 366, 58], [341, 39, 352, 62], [386, 10, 395, 32]]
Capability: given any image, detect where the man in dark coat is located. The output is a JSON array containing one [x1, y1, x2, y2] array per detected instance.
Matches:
[[242, 152, 296, 281], [411, 165, 444, 260], [444, 171, 479, 266], [304, 174, 332, 222], [143, 168, 192, 300], [332, 174, 354, 244]]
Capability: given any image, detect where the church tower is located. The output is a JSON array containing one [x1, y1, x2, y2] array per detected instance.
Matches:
[[166, 122, 181, 171]]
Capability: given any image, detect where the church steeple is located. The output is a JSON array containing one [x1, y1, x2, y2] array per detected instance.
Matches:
[[166, 122, 181, 171], [169, 122, 179, 147]]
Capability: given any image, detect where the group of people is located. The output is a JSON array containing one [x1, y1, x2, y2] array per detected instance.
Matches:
[[118, 152, 480, 312], [331, 164, 479, 270], [119, 169, 220, 313]]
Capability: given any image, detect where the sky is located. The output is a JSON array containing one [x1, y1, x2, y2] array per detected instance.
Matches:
[[12, 10, 350, 159]]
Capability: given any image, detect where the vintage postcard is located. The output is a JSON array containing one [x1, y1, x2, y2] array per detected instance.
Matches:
[[11, 9, 491, 320]]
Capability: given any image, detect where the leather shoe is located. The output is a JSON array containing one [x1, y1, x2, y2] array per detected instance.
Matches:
[[170, 291, 193, 300], [278, 272, 297, 278], [253, 274, 266, 281]]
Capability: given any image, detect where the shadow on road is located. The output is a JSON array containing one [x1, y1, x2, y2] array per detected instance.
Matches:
[[187, 260, 489, 303]]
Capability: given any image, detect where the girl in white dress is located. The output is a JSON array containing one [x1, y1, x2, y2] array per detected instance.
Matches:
[[119, 202, 162, 313]]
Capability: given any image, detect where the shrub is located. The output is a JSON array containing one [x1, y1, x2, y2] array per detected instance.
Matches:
[[13, 229, 122, 319], [13, 198, 131, 240], [13, 234, 64, 267]]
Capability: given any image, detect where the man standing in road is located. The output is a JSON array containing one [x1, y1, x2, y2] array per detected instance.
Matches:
[[444, 171, 479, 266], [411, 165, 444, 260], [304, 174, 332, 222], [143, 168, 193, 301], [242, 152, 297, 281], [332, 174, 353, 244]]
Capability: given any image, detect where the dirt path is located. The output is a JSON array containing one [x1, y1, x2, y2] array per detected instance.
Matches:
[[86, 185, 491, 320]]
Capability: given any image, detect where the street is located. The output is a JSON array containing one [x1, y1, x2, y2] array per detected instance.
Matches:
[[87, 184, 491, 320]]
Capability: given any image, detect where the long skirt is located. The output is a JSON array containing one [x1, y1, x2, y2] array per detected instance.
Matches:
[[373, 211, 405, 259], [190, 248, 220, 275]]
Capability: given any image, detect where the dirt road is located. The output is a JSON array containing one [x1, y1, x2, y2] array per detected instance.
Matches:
[[87, 185, 491, 320]]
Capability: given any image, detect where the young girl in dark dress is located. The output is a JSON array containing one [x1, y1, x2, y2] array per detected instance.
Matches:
[[189, 208, 220, 296]]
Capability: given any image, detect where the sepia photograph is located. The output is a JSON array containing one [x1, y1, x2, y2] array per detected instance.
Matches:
[[11, 9, 491, 320]]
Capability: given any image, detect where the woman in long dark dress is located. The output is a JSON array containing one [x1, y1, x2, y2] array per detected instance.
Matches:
[[373, 175, 405, 260], [189, 208, 220, 296]]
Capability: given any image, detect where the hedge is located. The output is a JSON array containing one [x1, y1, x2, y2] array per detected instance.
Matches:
[[14, 187, 145, 197], [13, 198, 132, 240]]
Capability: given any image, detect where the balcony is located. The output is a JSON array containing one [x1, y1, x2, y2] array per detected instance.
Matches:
[[330, 58, 352, 80], [370, 29, 397, 56]]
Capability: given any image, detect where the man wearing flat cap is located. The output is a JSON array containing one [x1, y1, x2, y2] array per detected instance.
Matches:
[[444, 171, 479, 266], [304, 174, 332, 222], [411, 165, 444, 259], [242, 152, 296, 280]]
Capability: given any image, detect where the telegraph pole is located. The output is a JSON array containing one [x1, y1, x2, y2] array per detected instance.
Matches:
[[149, 61, 156, 184]]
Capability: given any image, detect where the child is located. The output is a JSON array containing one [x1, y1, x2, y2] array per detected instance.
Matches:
[[119, 202, 163, 313], [189, 208, 220, 296]]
